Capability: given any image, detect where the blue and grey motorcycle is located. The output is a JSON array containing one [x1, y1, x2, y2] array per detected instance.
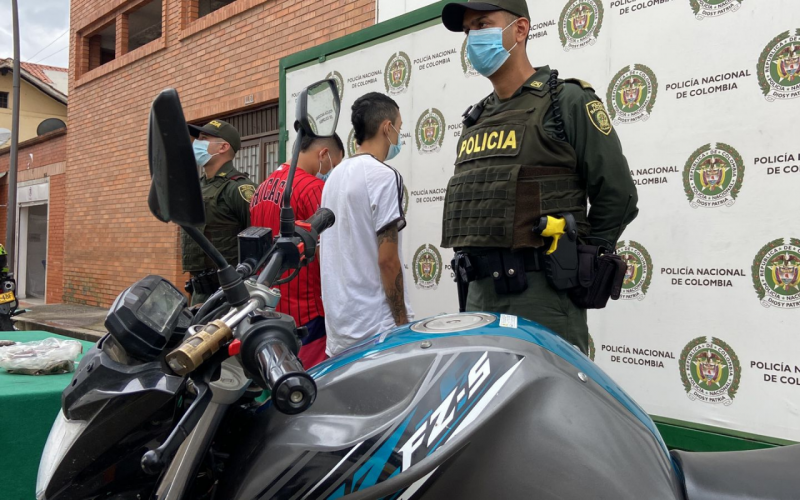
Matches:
[[35, 80, 799, 500]]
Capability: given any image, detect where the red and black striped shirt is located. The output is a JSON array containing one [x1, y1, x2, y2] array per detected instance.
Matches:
[[250, 164, 324, 326]]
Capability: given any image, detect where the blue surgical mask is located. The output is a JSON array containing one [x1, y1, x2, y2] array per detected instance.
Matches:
[[193, 140, 219, 168], [466, 20, 519, 77], [386, 124, 402, 161], [316, 153, 334, 181]]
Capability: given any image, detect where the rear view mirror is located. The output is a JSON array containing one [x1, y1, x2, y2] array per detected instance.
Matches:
[[295, 79, 340, 138], [147, 89, 205, 226]]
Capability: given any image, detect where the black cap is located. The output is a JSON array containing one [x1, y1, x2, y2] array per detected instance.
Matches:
[[188, 119, 241, 153], [442, 0, 530, 32]]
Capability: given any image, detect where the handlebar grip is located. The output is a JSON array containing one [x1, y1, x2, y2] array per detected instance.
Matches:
[[256, 339, 317, 414], [166, 320, 233, 376], [305, 208, 335, 236]]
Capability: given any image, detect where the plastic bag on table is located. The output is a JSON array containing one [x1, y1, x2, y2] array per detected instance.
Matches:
[[0, 337, 83, 375]]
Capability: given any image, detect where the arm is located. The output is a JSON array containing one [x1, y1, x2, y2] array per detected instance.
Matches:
[[377, 224, 408, 326], [555, 84, 639, 245], [231, 181, 256, 228]]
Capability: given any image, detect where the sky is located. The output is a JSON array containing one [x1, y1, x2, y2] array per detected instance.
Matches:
[[0, 0, 70, 68]]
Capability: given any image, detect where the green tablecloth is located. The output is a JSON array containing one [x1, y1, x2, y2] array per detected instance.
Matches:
[[0, 331, 96, 500]]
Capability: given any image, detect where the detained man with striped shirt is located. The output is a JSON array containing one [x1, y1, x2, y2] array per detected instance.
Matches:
[[250, 134, 344, 368]]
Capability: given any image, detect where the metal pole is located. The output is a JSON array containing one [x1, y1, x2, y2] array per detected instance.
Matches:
[[6, 0, 21, 273]]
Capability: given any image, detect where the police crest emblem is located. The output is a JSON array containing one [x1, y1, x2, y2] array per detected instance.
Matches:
[[752, 238, 800, 309], [413, 244, 443, 290], [680, 337, 740, 406]]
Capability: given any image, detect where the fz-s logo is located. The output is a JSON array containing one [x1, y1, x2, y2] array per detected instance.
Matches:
[[399, 352, 491, 471]]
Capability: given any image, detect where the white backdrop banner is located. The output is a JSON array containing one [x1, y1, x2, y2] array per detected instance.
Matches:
[[285, 0, 800, 442]]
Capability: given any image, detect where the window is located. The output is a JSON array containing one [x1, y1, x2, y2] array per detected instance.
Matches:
[[198, 0, 237, 19], [0, 92, 8, 109], [88, 22, 116, 71], [128, 0, 163, 52], [223, 105, 280, 184]]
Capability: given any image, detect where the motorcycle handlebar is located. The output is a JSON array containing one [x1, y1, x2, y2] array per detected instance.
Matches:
[[305, 208, 335, 236], [255, 339, 317, 414]]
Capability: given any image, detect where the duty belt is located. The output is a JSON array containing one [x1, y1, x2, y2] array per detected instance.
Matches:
[[455, 248, 542, 282], [185, 269, 220, 295]]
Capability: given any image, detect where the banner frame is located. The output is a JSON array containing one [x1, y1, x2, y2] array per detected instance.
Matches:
[[277, 0, 795, 453]]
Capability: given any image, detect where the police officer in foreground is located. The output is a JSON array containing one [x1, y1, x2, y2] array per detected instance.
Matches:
[[441, 0, 638, 354], [183, 120, 257, 305]]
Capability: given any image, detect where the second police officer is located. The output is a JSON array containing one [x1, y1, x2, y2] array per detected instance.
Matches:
[[182, 120, 257, 305]]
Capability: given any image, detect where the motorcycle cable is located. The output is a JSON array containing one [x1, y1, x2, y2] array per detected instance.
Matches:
[[273, 268, 300, 286], [195, 303, 231, 326], [191, 289, 226, 326]]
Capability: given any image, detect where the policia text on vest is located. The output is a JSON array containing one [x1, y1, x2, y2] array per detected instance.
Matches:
[[442, 67, 639, 355]]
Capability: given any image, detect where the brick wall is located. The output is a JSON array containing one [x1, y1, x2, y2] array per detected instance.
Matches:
[[0, 130, 68, 302], [67, 0, 375, 306]]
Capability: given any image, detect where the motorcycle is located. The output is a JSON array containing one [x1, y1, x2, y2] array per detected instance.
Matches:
[[0, 243, 21, 331], [35, 80, 799, 500]]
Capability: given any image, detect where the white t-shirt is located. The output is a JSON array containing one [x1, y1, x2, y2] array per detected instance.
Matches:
[[320, 154, 414, 356]]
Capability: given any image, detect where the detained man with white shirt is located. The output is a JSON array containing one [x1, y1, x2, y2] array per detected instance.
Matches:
[[320, 92, 414, 357]]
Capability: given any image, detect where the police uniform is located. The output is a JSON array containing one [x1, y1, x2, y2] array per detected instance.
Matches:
[[183, 121, 257, 305], [441, 1, 638, 354]]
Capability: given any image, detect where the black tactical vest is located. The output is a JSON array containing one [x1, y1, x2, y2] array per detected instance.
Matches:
[[441, 83, 588, 250], [181, 174, 243, 272]]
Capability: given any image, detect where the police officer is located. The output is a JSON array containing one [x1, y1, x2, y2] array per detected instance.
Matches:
[[441, 0, 638, 354], [183, 120, 257, 305]]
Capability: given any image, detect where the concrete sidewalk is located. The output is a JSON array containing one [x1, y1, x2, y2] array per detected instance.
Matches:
[[13, 303, 107, 341]]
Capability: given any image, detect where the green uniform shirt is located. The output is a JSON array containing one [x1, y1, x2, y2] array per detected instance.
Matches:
[[482, 66, 639, 245], [201, 161, 255, 230], [181, 161, 257, 272]]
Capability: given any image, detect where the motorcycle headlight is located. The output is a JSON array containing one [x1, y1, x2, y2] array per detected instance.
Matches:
[[36, 411, 87, 500]]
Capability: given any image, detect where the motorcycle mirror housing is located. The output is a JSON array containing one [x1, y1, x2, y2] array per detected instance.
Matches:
[[147, 88, 205, 227], [279, 78, 341, 238], [294, 79, 340, 139]]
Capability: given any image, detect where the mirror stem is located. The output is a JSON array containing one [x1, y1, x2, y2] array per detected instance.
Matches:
[[280, 128, 305, 237], [182, 226, 249, 307]]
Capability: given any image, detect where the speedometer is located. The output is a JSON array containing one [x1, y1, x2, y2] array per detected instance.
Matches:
[[105, 275, 188, 361]]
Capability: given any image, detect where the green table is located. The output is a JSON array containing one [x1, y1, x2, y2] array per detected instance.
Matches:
[[0, 331, 96, 500]]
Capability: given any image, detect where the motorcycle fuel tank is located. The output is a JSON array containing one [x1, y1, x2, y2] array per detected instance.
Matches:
[[218, 313, 684, 500]]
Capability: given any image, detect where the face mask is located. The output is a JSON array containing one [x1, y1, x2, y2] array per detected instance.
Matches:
[[193, 140, 219, 168], [386, 124, 402, 161], [316, 152, 334, 181], [466, 20, 519, 77]]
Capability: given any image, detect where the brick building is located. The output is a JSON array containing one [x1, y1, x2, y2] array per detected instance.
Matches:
[[0, 130, 67, 304], [59, 0, 375, 306]]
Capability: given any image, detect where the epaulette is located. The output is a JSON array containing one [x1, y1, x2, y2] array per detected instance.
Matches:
[[565, 78, 594, 91], [229, 174, 248, 181]]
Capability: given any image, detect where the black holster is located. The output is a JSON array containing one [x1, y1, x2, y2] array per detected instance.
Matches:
[[187, 270, 220, 296], [452, 252, 474, 313], [568, 245, 627, 309]]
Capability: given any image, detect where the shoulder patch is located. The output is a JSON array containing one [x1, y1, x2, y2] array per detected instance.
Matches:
[[586, 101, 613, 136], [238, 184, 255, 203], [566, 78, 594, 91]]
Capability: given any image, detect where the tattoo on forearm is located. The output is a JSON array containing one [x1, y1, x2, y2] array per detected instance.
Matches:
[[387, 271, 408, 325], [377, 225, 399, 245]]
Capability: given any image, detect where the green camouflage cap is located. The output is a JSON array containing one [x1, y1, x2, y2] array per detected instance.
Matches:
[[442, 0, 530, 32], [188, 119, 241, 153]]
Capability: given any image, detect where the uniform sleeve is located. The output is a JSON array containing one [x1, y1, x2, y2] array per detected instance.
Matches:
[[551, 84, 639, 245], [228, 180, 256, 229], [366, 167, 406, 234]]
